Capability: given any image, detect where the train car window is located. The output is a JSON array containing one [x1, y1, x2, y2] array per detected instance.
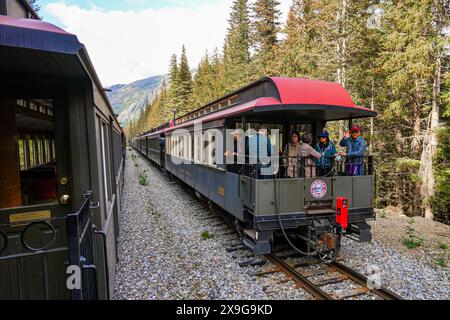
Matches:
[[44, 139, 50, 163], [99, 120, 113, 212], [0, 99, 57, 209], [51, 139, 56, 161], [18, 139, 26, 171], [36, 137, 43, 165], [194, 132, 202, 163], [28, 139, 36, 168], [229, 95, 239, 106], [17, 99, 27, 108], [29, 101, 38, 111]]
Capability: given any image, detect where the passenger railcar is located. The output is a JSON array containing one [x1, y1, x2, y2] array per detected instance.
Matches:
[[133, 78, 377, 262], [0, 16, 124, 299]]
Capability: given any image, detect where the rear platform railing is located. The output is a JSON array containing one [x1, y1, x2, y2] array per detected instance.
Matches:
[[228, 155, 374, 179]]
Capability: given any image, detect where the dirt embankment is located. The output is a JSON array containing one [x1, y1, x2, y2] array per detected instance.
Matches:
[[370, 206, 450, 268]]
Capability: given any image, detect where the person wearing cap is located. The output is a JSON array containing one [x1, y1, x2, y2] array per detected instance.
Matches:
[[339, 126, 367, 176], [314, 131, 338, 177]]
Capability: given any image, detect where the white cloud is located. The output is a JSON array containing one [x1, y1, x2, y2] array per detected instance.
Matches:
[[45, 0, 292, 86]]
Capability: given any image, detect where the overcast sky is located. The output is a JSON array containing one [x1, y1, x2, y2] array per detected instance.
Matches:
[[39, 0, 292, 86]]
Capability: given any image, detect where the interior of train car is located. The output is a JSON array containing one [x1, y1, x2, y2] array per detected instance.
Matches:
[[0, 98, 57, 209]]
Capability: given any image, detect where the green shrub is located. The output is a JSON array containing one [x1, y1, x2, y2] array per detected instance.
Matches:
[[436, 256, 447, 267], [201, 231, 214, 240], [438, 242, 448, 250], [139, 171, 148, 186], [402, 218, 424, 249]]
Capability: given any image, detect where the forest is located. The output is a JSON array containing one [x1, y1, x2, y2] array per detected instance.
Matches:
[[126, 0, 449, 224]]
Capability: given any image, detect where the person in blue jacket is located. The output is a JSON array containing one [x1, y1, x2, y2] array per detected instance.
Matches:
[[246, 126, 273, 179], [339, 126, 367, 176], [314, 131, 338, 177]]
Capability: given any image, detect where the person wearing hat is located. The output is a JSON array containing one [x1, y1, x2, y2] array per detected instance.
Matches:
[[339, 126, 367, 176], [314, 131, 338, 177]]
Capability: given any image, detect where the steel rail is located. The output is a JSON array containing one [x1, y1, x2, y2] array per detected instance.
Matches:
[[264, 254, 333, 300], [330, 261, 403, 300]]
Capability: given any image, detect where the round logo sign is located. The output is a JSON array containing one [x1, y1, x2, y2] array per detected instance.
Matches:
[[310, 179, 328, 199]]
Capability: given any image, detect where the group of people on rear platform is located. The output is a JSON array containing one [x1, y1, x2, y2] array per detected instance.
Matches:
[[283, 126, 367, 178]]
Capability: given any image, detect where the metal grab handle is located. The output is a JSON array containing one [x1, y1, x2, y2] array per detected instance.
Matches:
[[93, 226, 110, 300], [81, 264, 100, 300]]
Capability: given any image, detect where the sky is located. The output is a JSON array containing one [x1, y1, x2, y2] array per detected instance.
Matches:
[[38, 0, 292, 87]]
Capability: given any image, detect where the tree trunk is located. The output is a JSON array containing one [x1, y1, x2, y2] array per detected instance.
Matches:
[[370, 79, 375, 152], [336, 0, 347, 140], [394, 126, 404, 211], [419, 53, 441, 220], [418, 0, 444, 220]]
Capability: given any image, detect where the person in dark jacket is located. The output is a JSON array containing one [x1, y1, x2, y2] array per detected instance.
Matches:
[[339, 126, 367, 176], [314, 131, 338, 177]]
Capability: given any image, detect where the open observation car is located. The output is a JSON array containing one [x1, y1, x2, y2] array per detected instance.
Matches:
[[132, 77, 377, 262]]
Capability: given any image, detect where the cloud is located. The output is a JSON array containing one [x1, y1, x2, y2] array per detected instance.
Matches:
[[44, 0, 292, 86]]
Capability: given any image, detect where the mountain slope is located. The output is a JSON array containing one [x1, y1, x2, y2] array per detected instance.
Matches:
[[107, 75, 167, 125]]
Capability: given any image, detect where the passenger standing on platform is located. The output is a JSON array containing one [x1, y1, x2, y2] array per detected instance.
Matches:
[[246, 126, 273, 179], [339, 126, 367, 176], [314, 131, 338, 177], [283, 131, 302, 178], [298, 133, 322, 178]]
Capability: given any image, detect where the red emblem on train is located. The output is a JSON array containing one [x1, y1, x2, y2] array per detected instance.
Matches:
[[310, 180, 328, 199]]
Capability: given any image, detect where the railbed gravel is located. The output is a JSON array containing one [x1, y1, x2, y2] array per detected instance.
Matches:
[[114, 150, 449, 300]]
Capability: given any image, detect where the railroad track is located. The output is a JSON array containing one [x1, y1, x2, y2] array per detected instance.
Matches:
[[261, 254, 403, 300], [157, 163, 403, 301]]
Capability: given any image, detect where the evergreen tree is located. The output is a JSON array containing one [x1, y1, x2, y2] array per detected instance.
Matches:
[[168, 54, 180, 114], [379, 0, 441, 216], [223, 0, 252, 89], [174, 45, 193, 115], [189, 52, 217, 109], [251, 0, 281, 77]]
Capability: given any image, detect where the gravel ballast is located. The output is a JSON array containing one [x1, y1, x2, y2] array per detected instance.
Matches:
[[114, 150, 449, 300]]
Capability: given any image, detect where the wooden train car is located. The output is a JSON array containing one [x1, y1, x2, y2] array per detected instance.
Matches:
[[132, 77, 377, 262], [0, 15, 125, 299]]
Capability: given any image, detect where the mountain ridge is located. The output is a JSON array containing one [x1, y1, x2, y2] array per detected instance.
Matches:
[[106, 74, 168, 126]]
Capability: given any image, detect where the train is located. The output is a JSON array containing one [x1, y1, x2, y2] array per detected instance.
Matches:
[[0, 13, 124, 299], [132, 77, 377, 263]]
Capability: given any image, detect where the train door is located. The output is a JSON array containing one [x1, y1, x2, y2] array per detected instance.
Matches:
[[0, 84, 76, 299]]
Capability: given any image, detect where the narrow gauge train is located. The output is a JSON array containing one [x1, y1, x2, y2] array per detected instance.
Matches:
[[0, 14, 124, 299], [132, 77, 377, 262]]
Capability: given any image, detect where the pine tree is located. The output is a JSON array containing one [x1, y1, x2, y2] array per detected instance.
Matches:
[[223, 0, 252, 90], [174, 45, 193, 115], [168, 54, 180, 115], [189, 52, 217, 109], [251, 0, 281, 77], [277, 0, 317, 77], [378, 0, 444, 216]]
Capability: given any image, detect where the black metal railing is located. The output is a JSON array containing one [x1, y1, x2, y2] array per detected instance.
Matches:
[[67, 190, 99, 300], [0, 212, 67, 299], [228, 155, 374, 179]]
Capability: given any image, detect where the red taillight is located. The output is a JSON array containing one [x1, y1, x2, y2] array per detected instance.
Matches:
[[336, 197, 349, 232]]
